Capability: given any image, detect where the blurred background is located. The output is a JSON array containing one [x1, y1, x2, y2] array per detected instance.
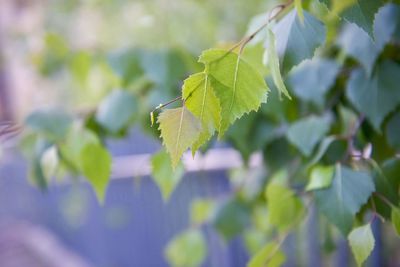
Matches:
[[0, 0, 270, 266], [1, 1, 400, 267]]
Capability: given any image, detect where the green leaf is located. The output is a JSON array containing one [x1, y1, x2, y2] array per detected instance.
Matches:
[[348, 223, 375, 266], [25, 109, 72, 141], [59, 125, 100, 172], [165, 229, 207, 267], [80, 143, 111, 203], [386, 112, 400, 150], [199, 49, 269, 135], [391, 207, 400, 236], [315, 164, 375, 235], [182, 72, 221, 155], [287, 115, 331, 157], [306, 165, 334, 191], [95, 90, 137, 133], [158, 107, 201, 168], [339, 105, 358, 136], [151, 150, 184, 201], [213, 198, 250, 240], [287, 58, 340, 106], [69, 51, 91, 85], [270, 10, 326, 73], [266, 183, 304, 232], [337, 23, 378, 76], [247, 242, 286, 267], [373, 158, 400, 218], [341, 0, 383, 37], [346, 61, 400, 131], [265, 27, 291, 99], [190, 198, 215, 225], [374, 3, 400, 51], [308, 136, 337, 167]]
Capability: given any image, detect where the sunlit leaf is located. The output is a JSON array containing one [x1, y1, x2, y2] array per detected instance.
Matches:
[[199, 49, 269, 135], [182, 72, 221, 155], [158, 107, 201, 168], [348, 223, 375, 266]]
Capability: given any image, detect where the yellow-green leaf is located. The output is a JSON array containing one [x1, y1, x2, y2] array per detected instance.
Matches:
[[158, 107, 202, 168], [348, 223, 375, 266], [306, 165, 334, 191], [391, 207, 400, 236], [151, 150, 184, 201], [199, 49, 269, 136], [247, 242, 286, 267], [80, 143, 111, 203], [165, 229, 207, 267], [182, 72, 221, 155], [266, 183, 304, 232]]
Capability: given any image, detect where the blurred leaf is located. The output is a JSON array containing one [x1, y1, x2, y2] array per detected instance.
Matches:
[[339, 105, 358, 136], [158, 107, 201, 168], [108, 49, 143, 86], [348, 223, 375, 266], [391, 207, 400, 236], [308, 136, 337, 167], [80, 143, 111, 203], [287, 59, 340, 106], [213, 198, 250, 240], [59, 125, 99, 172], [315, 164, 375, 235], [28, 139, 51, 190], [287, 115, 331, 157], [270, 10, 326, 73], [182, 72, 221, 155], [190, 198, 215, 225], [373, 158, 400, 218], [37, 32, 69, 75], [346, 61, 400, 131], [341, 0, 383, 37], [165, 229, 207, 267], [151, 150, 184, 201], [95, 89, 138, 133], [247, 242, 286, 267], [306, 165, 334, 191], [69, 51, 91, 85], [227, 112, 276, 162], [374, 3, 400, 51], [40, 145, 59, 182], [199, 49, 269, 135], [266, 182, 304, 232], [386, 112, 400, 150], [26, 109, 72, 141], [337, 23, 378, 76], [265, 27, 291, 99]]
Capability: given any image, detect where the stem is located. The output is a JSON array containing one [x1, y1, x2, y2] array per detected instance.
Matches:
[[230, 0, 294, 55], [374, 192, 394, 208]]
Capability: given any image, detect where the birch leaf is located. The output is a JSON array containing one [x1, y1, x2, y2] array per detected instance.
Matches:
[[158, 107, 201, 168]]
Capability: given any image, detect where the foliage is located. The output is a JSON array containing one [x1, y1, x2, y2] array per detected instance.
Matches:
[[18, 0, 400, 266]]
